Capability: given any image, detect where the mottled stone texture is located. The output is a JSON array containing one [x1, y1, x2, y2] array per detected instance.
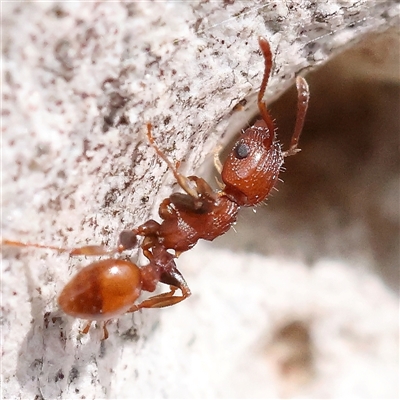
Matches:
[[2, 1, 399, 398]]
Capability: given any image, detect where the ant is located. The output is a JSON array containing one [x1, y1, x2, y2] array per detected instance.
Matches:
[[2, 37, 309, 339]]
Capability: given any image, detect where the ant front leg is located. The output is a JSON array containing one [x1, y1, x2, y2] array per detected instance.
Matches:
[[213, 144, 224, 175], [283, 76, 310, 157], [146, 123, 201, 199], [213, 145, 226, 190]]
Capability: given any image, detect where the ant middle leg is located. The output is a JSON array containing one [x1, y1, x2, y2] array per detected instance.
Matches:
[[79, 320, 110, 340], [80, 320, 92, 335]]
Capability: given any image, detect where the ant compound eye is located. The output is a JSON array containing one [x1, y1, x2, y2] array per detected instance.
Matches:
[[234, 142, 249, 159]]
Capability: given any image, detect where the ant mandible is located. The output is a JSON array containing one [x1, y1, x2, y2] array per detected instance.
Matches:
[[3, 37, 309, 339]]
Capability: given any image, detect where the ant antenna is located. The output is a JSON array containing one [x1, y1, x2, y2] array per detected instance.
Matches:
[[283, 76, 310, 157], [257, 36, 276, 147]]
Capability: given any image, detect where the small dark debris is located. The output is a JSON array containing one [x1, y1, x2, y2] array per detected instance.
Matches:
[[52, 5, 68, 18], [54, 369, 65, 382], [68, 366, 80, 383], [30, 358, 43, 371], [164, 115, 171, 125], [121, 326, 140, 342]]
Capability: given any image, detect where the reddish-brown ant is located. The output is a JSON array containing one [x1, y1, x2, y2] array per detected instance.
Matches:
[[2, 37, 309, 339]]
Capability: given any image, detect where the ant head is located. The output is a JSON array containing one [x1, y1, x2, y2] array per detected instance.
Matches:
[[221, 120, 284, 206]]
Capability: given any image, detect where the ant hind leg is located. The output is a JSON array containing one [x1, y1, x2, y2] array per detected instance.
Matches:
[[2, 237, 131, 257], [127, 285, 191, 312], [3, 229, 138, 256], [127, 266, 192, 312]]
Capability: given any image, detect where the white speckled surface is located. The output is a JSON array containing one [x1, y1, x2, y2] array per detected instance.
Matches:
[[2, 1, 399, 398]]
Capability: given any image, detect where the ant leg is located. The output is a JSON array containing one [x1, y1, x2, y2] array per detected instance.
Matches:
[[70, 230, 138, 255], [127, 285, 191, 312], [213, 144, 224, 174], [80, 320, 109, 340], [2, 239, 72, 253], [127, 267, 192, 312], [69, 245, 116, 256], [283, 76, 310, 157], [2, 239, 114, 257], [2, 230, 137, 257], [146, 123, 200, 199], [213, 145, 225, 189], [80, 320, 92, 335], [101, 320, 111, 340]]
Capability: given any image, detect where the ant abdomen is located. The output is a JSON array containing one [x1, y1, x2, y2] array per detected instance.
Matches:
[[221, 123, 283, 207], [58, 259, 142, 320]]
